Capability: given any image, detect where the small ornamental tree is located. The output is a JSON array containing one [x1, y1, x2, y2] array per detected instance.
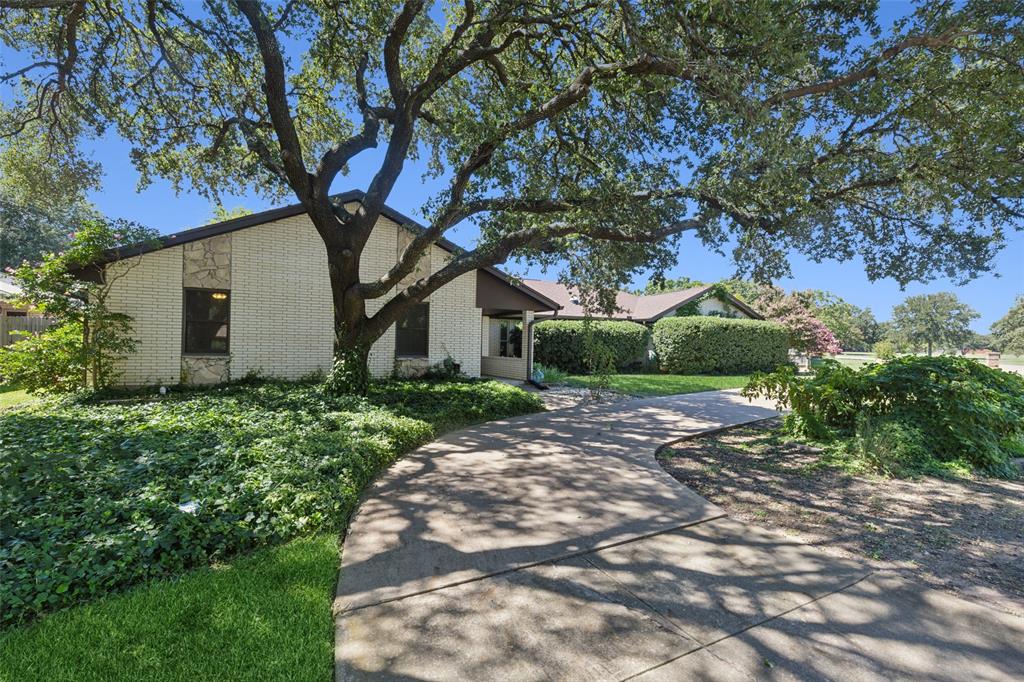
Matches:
[[755, 287, 842, 355], [1, 220, 157, 391]]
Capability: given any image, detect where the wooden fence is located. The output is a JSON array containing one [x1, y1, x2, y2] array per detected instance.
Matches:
[[0, 315, 53, 347]]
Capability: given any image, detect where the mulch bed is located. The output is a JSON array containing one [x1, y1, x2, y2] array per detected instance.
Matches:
[[658, 419, 1024, 617]]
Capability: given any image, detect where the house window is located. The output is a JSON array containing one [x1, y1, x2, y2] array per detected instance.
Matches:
[[183, 289, 230, 354], [499, 320, 522, 358], [396, 303, 429, 357], [4, 311, 26, 317]]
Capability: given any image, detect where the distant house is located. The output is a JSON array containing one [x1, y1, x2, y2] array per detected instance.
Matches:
[[0, 276, 28, 317], [524, 280, 762, 324], [0, 276, 51, 347], [69, 191, 560, 386]]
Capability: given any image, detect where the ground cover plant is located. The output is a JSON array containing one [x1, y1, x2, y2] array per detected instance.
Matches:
[[566, 374, 750, 397], [744, 356, 1024, 477], [0, 378, 542, 627]]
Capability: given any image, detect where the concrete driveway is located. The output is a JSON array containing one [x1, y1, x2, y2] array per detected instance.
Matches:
[[335, 390, 1024, 680]]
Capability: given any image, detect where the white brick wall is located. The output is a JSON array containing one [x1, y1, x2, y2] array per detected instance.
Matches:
[[105, 248, 183, 385], [232, 216, 334, 379], [105, 210, 484, 384]]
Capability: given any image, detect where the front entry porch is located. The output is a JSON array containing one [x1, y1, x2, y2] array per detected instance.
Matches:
[[475, 270, 559, 382]]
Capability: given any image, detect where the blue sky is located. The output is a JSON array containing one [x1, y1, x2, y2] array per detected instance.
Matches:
[[6, 1, 1022, 331]]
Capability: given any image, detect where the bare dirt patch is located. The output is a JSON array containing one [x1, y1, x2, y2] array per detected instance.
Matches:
[[659, 419, 1024, 617]]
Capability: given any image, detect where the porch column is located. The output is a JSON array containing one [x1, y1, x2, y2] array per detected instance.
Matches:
[[523, 309, 535, 382]]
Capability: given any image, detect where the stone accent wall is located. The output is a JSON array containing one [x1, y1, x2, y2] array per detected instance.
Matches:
[[105, 248, 184, 385], [183, 234, 231, 289], [181, 355, 230, 384]]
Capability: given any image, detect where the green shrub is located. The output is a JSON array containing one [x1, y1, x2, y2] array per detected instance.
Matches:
[[652, 316, 789, 374], [849, 414, 934, 476], [0, 378, 541, 626], [744, 356, 1024, 475], [0, 322, 87, 392], [533, 363, 568, 384], [534, 320, 650, 373], [872, 339, 897, 360]]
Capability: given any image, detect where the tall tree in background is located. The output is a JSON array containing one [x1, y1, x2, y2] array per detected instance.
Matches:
[[991, 296, 1024, 354], [0, 120, 100, 269], [890, 292, 979, 355], [1, 1, 1021, 390]]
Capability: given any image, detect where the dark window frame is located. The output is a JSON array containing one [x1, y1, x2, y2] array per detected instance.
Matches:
[[182, 288, 231, 355], [395, 302, 430, 358]]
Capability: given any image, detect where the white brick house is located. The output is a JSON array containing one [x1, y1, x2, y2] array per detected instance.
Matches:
[[80, 191, 559, 386]]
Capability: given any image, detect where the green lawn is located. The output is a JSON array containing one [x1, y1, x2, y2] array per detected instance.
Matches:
[[566, 373, 750, 396], [0, 535, 337, 682], [0, 384, 34, 409], [0, 378, 542, 680]]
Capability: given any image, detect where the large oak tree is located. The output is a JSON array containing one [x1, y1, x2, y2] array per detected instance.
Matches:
[[1, 0, 1021, 389]]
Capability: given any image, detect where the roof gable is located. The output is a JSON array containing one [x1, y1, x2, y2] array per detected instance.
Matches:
[[524, 279, 762, 321], [72, 190, 559, 312]]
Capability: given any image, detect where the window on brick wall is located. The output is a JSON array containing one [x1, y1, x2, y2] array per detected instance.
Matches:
[[183, 289, 230, 354], [396, 303, 429, 357], [499, 320, 522, 358]]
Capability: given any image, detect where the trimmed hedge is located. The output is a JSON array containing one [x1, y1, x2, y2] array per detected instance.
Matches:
[[652, 316, 789, 374], [534, 319, 650, 373]]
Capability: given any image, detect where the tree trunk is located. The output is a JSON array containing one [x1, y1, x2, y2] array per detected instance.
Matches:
[[927, 340, 933, 356], [323, 244, 377, 394]]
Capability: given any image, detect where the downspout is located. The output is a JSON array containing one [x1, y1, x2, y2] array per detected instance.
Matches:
[[525, 312, 547, 390]]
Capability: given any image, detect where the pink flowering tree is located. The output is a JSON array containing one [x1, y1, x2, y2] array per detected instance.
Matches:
[[756, 287, 843, 355]]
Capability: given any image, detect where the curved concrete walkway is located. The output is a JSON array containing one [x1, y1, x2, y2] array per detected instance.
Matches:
[[335, 390, 1024, 681]]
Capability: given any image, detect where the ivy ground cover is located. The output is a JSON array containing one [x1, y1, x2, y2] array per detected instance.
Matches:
[[0, 379, 542, 630]]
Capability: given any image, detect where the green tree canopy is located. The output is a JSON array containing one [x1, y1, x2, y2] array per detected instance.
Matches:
[[0, 120, 101, 269], [890, 292, 980, 355], [991, 296, 1024, 354], [1, 0, 1021, 389]]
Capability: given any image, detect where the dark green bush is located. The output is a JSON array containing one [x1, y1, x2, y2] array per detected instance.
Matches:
[[0, 379, 541, 626], [652, 316, 789, 374], [744, 356, 1024, 475], [534, 319, 650, 373]]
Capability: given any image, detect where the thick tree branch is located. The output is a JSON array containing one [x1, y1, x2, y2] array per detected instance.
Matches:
[[363, 214, 704, 339], [361, 52, 695, 298], [233, 0, 312, 201], [315, 53, 383, 196], [763, 31, 969, 106], [383, 0, 424, 105]]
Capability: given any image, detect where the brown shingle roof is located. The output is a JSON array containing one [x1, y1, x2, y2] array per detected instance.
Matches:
[[524, 279, 762, 322]]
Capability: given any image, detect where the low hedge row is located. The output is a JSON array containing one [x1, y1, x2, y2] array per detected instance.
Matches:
[[534, 319, 650, 373], [652, 316, 789, 374]]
